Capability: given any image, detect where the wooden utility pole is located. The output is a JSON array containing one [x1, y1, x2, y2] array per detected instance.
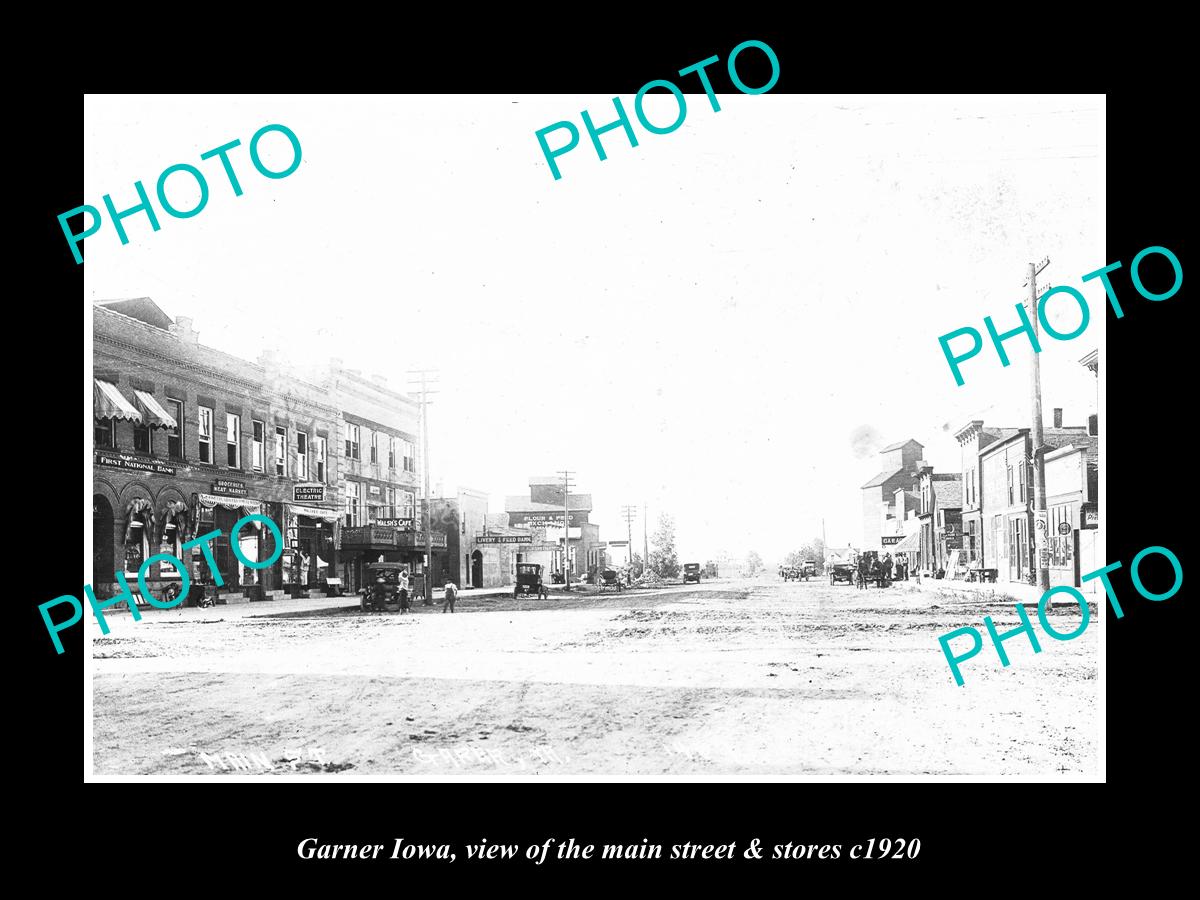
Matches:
[[621, 505, 637, 571], [643, 502, 650, 575], [1024, 258, 1051, 593], [408, 369, 439, 604], [558, 470, 575, 590]]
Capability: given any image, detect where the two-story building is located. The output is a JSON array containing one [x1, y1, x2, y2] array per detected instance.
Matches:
[[977, 413, 1092, 586], [92, 299, 343, 605]]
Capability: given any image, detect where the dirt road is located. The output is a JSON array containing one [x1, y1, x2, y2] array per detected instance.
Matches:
[[92, 578, 1098, 776]]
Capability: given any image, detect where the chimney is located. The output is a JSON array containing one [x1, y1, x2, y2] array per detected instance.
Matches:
[[170, 315, 199, 345], [1053, 408, 1063, 428]]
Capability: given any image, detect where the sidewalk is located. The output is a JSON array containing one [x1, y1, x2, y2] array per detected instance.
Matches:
[[890, 575, 1098, 608]]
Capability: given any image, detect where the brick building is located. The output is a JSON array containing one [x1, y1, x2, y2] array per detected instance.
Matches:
[[92, 299, 343, 605], [311, 361, 445, 594], [504, 477, 601, 580], [428, 487, 496, 589]]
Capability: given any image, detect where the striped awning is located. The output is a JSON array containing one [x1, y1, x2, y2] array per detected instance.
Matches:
[[94, 380, 141, 422], [893, 531, 921, 552], [133, 390, 177, 428]]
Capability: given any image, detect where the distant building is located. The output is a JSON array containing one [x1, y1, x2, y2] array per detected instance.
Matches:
[[860, 439, 924, 551], [504, 477, 602, 579]]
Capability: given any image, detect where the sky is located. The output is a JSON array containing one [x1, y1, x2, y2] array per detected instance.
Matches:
[[84, 94, 1103, 563]]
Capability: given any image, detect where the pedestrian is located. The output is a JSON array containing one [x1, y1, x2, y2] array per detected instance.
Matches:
[[882, 553, 894, 587], [398, 567, 411, 613], [442, 581, 458, 613]]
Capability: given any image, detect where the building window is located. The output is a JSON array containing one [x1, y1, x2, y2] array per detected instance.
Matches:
[[95, 418, 115, 449], [389, 437, 396, 470], [1007, 466, 1014, 505], [198, 406, 213, 464], [345, 481, 361, 527], [346, 424, 360, 461], [1018, 463, 1027, 504], [370, 432, 378, 464], [133, 420, 151, 454], [400, 491, 416, 519], [400, 438, 416, 473], [385, 487, 395, 518], [251, 420, 265, 472], [315, 436, 327, 482], [275, 426, 288, 476], [167, 399, 184, 459], [297, 432, 309, 480], [226, 414, 240, 468]]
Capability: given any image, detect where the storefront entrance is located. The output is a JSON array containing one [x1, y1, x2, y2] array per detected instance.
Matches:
[[93, 495, 115, 596], [471, 550, 484, 588], [1009, 516, 1029, 583]]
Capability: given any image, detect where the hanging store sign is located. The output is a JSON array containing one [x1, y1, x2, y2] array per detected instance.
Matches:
[[95, 452, 176, 476], [476, 535, 532, 545], [211, 478, 248, 497], [375, 518, 415, 529], [881, 535, 903, 546], [293, 483, 326, 503]]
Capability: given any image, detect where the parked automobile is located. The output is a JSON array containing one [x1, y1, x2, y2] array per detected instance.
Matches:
[[829, 559, 857, 585], [515, 563, 548, 599], [360, 562, 405, 612], [682, 562, 702, 584]]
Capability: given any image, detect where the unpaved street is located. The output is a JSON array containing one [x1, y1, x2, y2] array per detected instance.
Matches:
[[92, 578, 1098, 776]]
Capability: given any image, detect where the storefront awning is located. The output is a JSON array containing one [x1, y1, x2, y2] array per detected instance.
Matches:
[[94, 379, 141, 422], [132, 389, 178, 428], [290, 503, 341, 522], [196, 493, 263, 515], [893, 531, 921, 552]]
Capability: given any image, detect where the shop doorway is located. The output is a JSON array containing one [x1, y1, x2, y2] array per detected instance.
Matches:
[[93, 495, 114, 596], [471, 550, 484, 588], [1009, 517, 1028, 582]]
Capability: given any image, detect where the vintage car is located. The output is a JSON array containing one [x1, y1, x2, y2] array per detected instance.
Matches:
[[514, 562, 547, 599], [800, 561, 817, 580], [682, 562, 702, 584], [359, 562, 407, 612], [598, 568, 624, 591], [829, 557, 857, 585]]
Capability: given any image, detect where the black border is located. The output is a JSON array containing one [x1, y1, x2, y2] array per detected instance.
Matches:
[[24, 22, 1189, 886]]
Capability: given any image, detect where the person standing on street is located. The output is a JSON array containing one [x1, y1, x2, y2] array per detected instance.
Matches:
[[442, 581, 459, 613]]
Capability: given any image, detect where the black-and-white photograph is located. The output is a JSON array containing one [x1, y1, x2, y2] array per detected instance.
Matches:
[[83, 92, 1104, 779]]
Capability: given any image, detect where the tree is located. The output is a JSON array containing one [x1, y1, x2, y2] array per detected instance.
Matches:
[[648, 512, 680, 578], [783, 538, 826, 570], [629, 552, 645, 579], [745, 550, 764, 575]]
